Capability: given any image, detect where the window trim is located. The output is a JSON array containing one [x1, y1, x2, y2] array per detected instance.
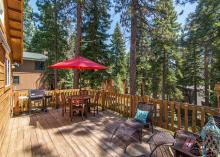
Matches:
[[35, 61, 45, 71], [5, 58, 11, 87], [13, 76, 19, 85]]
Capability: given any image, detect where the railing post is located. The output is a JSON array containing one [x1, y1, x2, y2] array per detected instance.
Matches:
[[177, 102, 181, 129], [101, 91, 106, 111], [130, 95, 136, 117], [184, 103, 189, 131], [13, 91, 19, 115]]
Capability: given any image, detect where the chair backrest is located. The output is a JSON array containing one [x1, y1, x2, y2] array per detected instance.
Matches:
[[213, 115, 220, 129], [79, 90, 88, 96], [136, 102, 155, 122], [137, 102, 155, 112], [71, 98, 84, 106], [61, 93, 66, 105], [93, 92, 100, 104]]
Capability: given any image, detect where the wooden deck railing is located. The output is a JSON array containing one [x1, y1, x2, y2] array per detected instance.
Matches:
[[14, 89, 220, 133]]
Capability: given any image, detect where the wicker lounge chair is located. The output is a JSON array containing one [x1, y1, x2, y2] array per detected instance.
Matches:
[[111, 103, 155, 152]]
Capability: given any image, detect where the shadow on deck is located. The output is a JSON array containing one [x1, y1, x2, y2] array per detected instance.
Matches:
[[0, 109, 173, 157]]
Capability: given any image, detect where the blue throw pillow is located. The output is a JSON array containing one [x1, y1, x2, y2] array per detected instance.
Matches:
[[134, 109, 149, 124]]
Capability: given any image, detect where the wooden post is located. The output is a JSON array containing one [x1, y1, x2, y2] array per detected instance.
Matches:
[[101, 91, 106, 111], [192, 106, 196, 133], [214, 83, 220, 108], [13, 92, 19, 115], [159, 100, 163, 128], [171, 102, 175, 131], [130, 95, 136, 117], [201, 108, 205, 128], [164, 101, 168, 129], [177, 103, 181, 129], [184, 103, 189, 131]]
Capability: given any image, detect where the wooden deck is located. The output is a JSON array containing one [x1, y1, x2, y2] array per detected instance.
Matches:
[[0, 109, 173, 157]]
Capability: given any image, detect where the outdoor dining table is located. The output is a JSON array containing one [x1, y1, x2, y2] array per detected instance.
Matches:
[[68, 95, 92, 117]]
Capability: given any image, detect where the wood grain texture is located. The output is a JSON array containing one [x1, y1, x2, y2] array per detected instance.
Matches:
[[14, 89, 220, 133], [0, 110, 173, 157]]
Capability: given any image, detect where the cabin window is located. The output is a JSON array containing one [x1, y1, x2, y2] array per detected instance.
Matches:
[[5, 58, 11, 86], [35, 61, 45, 70], [13, 76, 19, 84]]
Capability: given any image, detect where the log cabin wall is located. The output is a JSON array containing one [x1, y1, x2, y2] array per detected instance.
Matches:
[[0, 37, 12, 149], [0, 0, 24, 148]]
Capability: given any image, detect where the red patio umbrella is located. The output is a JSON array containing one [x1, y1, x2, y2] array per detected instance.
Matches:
[[48, 56, 107, 70], [48, 56, 107, 89]]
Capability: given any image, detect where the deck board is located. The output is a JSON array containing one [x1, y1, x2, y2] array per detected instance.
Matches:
[[0, 110, 173, 157]]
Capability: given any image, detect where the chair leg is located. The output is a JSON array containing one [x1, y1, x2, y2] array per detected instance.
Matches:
[[96, 106, 98, 115], [151, 122, 154, 133], [124, 143, 129, 153], [111, 127, 119, 142], [139, 129, 143, 143], [81, 110, 84, 120], [149, 144, 162, 157]]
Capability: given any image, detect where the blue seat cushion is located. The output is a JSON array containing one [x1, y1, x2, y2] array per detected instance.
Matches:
[[134, 109, 149, 124]]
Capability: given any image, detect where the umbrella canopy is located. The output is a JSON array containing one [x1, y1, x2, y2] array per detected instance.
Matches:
[[48, 56, 107, 70]]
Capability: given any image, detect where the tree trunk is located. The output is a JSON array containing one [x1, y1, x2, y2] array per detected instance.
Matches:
[[73, 1, 83, 88], [152, 70, 157, 98], [204, 47, 209, 106], [130, 0, 138, 95], [54, 0, 58, 89], [193, 49, 197, 105], [162, 50, 166, 100]]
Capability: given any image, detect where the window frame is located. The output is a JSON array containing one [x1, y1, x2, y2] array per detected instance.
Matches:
[[13, 76, 19, 85], [35, 61, 45, 71], [5, 58, 11, 87]]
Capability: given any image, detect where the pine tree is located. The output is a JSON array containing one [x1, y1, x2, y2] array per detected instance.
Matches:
[[24, 0, 35, 51], [111, 23, 127, 93], [73, 0, 83, 89], [30, 0, 74, 89], [152, 0, 182, 100], [136, 20, 151, 96], [183, 0, 220, 106], [114, 0, 157, 95], [81, 0, 111, 88]]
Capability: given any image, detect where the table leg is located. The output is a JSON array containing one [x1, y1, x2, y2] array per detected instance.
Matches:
[[28, 99, 31, 114], [175, 150, 181, 157], [85, 104, 88, 118], [70, 104, 72, 121]]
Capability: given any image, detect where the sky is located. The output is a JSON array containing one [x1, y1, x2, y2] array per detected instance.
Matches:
[[29, 0, 197, 51]]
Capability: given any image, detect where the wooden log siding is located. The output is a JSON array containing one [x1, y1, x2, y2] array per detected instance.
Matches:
[[14, 89, 220, 133]]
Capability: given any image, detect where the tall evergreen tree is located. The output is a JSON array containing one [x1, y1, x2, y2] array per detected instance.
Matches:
[[73, 0, 83, 89], [81, 0, 111, 88], [24, 0, 35, 50], [111, 23, 127, 93], [183, 0, 220, 106], [114, 0, 157, 95], [30, 0, 74, 89], [152, 0, 181, 100]]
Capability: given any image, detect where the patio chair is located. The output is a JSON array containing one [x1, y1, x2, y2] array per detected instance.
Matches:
[[61, 93, 70, 117], [69, 98, 85, 121], [130, 130, 195, 157], [111, 103, 155, 152], [88, 91, 100, 116], [79, 90, 89, 96]]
